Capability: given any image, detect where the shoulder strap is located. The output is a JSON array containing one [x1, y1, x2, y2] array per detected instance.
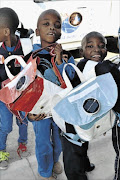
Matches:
[[62, 63, 86, 90], [82, 60, 98, 80], [51, 57, 67, 89]]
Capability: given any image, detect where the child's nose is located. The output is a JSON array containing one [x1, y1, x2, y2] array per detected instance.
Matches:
[[50, 25, 54, 30], [94, 46, 100, 52]]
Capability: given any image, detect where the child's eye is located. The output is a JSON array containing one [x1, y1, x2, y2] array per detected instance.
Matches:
[[43, 22, 49, 26], [54, 23, 61, 29], [99, 44, 106, 49], [86, 45, 93, 48]]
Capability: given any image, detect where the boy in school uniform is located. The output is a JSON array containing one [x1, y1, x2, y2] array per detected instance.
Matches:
[[61, 31, 107, 180], [61, 31, 120, 180], [0, 7, 31, 169], [27, 9, 75, 180]]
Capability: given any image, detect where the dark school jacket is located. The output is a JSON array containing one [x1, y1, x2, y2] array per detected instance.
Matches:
[[0, 36, 30, 88]]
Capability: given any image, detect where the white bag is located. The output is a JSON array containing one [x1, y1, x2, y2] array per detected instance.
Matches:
[[0, 55, 37, 104], [51, 63, 117, 142], [0, 54, 64, 119], [29, 70, 63, 116]]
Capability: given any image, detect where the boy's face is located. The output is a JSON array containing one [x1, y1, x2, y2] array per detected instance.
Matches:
[[82, 37, 107, 62], [36, 12, 61, 47]]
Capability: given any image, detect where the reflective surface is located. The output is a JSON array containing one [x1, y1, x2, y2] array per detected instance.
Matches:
[[69, 12, 82, 26]]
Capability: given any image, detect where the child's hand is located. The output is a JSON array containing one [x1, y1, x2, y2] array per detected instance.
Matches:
[[62, 54, 69, 63], [54, 44, 63, 65], [27, 113, 46, 121]]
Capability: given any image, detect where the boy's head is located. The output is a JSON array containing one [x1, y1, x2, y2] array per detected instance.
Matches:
[[0, 7, 19, 42], [81, 31, 107, 62], [36, 9, 61, 47]]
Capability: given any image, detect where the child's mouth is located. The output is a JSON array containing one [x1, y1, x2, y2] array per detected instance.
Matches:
[[48, 32, 55, 36], [92, 55, 101, 58]]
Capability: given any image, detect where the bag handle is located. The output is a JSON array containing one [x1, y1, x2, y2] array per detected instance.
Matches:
[[62, 63, 86, 89], [32, 43, 57, 58], [4, 55, 27, 80], [32, 43, 67, 88], [49, 44, 67, 88], [51, 57, 67, 89], [4, 44, 56, 80]]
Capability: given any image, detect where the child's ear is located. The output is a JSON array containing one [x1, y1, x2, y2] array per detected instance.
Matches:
[[79, 47, 84, 58], [35, 28, 39, 36], [4, 28, 10, 36]]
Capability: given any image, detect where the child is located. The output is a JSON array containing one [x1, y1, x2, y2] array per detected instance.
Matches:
[[27, 9, 75, 180], [0, 7, 30, 169], [62, 31, 120, 180], [60, 31, 107, 180]]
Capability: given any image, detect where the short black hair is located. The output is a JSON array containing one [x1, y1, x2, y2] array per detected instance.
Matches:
[[0, 7, 19, 33], [81, 31, 107, 49], [37, 9, 61, 27]]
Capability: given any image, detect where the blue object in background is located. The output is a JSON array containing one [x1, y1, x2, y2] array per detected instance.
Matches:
[[62, 12, 82, 33], [62, 17, 78, 33]]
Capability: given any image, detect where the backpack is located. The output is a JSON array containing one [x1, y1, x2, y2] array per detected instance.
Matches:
[[51, 63, 117, 143]]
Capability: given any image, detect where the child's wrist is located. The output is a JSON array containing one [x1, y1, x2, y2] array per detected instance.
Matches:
[[55, 58, 62, 65]]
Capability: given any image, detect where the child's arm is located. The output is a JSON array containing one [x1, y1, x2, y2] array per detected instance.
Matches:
[[52, 44, 75, 80]]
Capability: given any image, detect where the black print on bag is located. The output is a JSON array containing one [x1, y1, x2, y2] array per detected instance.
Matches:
[[83, 98, 100, 114], [16, 75, 28, 91]]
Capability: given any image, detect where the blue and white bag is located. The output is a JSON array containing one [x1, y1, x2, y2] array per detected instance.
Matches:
[[51, 63, 118, 142]]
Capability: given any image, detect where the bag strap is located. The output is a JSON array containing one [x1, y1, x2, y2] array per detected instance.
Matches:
[[32, 43, 67, 88], [49, 45, 67, 88], [82, 60, 97, 80], [32, 43, 57, 58], [4, 38, 33, 80], [4, 55, 27, 80], [62, 133, 84, 146], [62, 63, 86, 89], [51, 57, 67, 89], [7, 103, 28, 123]]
